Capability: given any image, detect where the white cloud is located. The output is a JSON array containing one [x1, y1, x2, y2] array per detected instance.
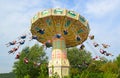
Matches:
[[0, 0, 48, 73], [85, 0, 120, 17], [0, 0, 49, 40], [50, 0, 76, 10], [51, 0, 62, 8]]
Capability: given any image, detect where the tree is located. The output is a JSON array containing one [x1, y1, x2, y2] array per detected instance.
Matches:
[[13, 44, 48, 78], [114, 54, 120, 78], [67, 47, 92, 77], [100, 62, 118, 73], [0, 72, 15, 78]]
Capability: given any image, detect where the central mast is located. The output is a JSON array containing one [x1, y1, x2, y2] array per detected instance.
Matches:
[[48, 37, 70, 78]]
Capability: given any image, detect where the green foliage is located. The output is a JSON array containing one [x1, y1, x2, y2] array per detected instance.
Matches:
[[103, 72, 118, 78], [0, 72, 15, 78], [12, 45, 120, 78], [100, 62, 118, 73], [50, 72, 60, 78], [88, 72, 103, 78], [117, 74, 120, 78], [24, 74, 30, 78], [67, 47, 120, 78], [114, 54, 120, 78], [114, 55, 120, 70], [67, 47, 92, 67], [37, 63, 48, 78], [115, 54, 120, 67], [67, 47, 92, 77], [87, 60, 105, 73], [13, 44, 48, 78]]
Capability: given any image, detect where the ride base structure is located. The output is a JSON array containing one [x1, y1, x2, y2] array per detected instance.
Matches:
[[49, 37, 70, 78], [31, 8, 90, 78]]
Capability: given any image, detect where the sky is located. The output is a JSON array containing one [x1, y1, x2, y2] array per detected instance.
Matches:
[[0, 0, 120, 73]]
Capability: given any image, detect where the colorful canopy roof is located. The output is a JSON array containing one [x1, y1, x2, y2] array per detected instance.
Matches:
[[31, 8, 90, 47]]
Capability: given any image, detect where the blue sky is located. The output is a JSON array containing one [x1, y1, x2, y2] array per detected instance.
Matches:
[[0, 0, 120, 73]]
